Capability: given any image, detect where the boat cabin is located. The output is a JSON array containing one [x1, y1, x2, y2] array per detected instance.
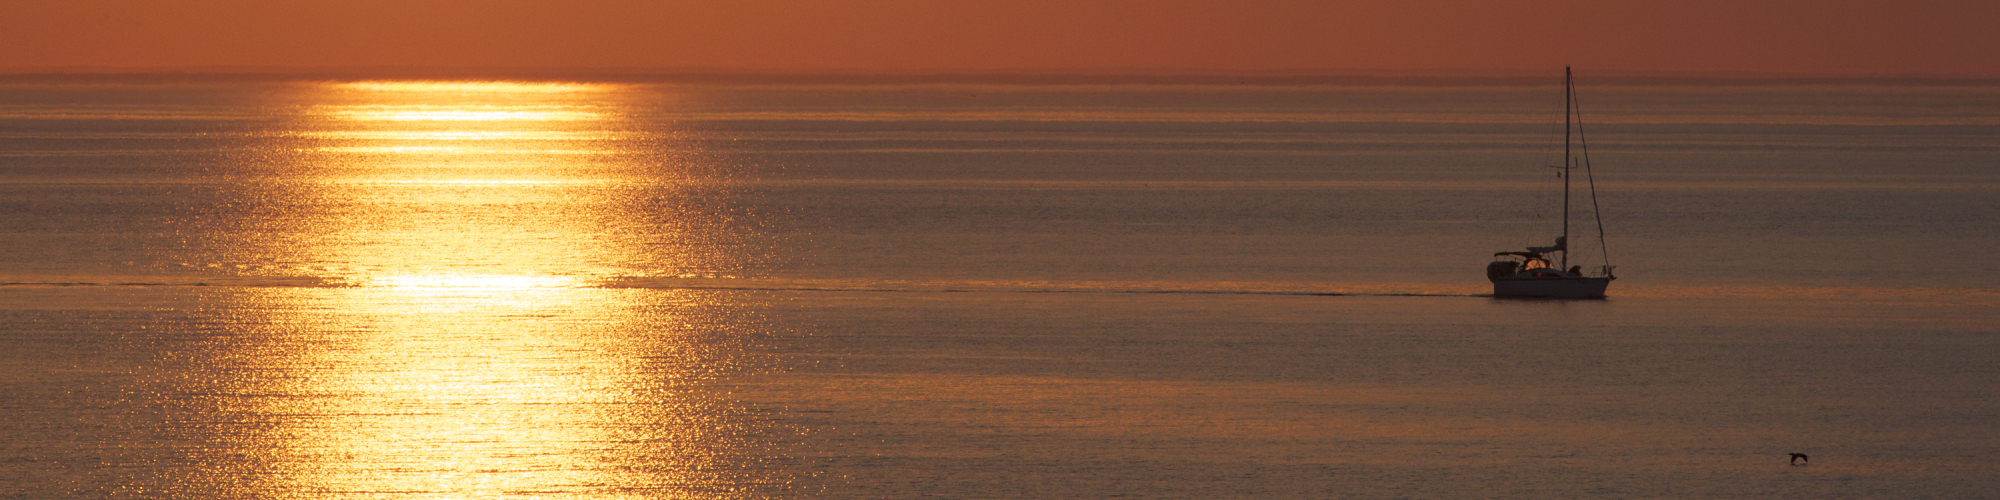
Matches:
[[1488, 250, 1615, 281], [1488, 251, 1585, 280]]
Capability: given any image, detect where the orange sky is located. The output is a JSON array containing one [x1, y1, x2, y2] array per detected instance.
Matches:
[[4, 0, 1996, 76]]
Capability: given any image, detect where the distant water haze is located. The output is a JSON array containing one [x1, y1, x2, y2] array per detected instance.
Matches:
[[6, 1, 2000, 77], [0, 77, 1995, 498]]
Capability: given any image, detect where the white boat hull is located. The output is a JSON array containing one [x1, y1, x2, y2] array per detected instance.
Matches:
[[1491, 277, 1612, 299]]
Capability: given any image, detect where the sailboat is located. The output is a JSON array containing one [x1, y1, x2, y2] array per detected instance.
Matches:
[[1487, 67, 1616, 298]]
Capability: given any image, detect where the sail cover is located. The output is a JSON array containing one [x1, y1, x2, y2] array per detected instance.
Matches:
[[1527, 236, 1567, 254]]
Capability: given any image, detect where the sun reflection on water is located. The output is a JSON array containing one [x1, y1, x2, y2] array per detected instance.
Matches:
[[241, 287, 750, 498], [274, 78, 687, 283], [366, 179, 568, 185], [295, 130, 622, 140], [336, 81, 611, 93], [328, 106, 605, 122], [314, 145, 611, 154], [209, 80, 770, 497], [364, 273, 582, 289]]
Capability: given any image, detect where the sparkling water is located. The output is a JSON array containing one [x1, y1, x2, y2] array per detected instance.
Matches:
[[2, 77, 1996, 498]]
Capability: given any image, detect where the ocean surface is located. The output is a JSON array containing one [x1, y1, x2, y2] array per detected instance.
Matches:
[[1, 76, 1996, 498]]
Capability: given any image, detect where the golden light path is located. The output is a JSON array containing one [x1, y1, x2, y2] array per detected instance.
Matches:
[[365, 273, 582, 289], [338, 81, 609, 93], [329, 107, 604, 122], [235, 80, 752, 498], [286, 79, 667, 281]]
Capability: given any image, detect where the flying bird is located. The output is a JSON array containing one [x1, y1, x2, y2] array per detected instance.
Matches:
[[1789, 453, 1809, 464]]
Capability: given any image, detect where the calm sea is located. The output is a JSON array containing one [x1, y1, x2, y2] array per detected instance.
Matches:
[[2, 77, 1996, 499]]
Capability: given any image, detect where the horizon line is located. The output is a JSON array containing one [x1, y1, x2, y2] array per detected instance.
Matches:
[[5, 66, 1999, 86]]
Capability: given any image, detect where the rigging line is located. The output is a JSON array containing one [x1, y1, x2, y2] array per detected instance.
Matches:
[[1561, 67, 1572, 270], [1571, 72, 1612, 268], [1533, 75, 1566, 225]]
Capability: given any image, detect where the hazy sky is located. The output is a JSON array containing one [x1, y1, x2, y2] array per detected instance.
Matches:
[[5, 0, 1996, 75]]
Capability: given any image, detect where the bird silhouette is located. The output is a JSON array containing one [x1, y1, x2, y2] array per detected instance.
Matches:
[[1789, 453, 1809, 465]]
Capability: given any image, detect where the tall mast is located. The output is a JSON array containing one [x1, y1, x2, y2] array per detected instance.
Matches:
[[1562, 66, 1572, 269]]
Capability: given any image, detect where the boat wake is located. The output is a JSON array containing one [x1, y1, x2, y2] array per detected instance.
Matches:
[[10, 276, 1994, 304], [596, 277, 1487, 297], [0, 275, 1488, 298]]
